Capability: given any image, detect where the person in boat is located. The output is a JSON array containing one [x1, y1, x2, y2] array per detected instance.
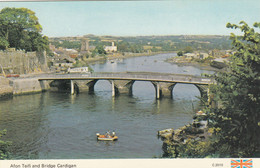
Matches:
[[105, 131, 111, 138], [112, 131, 116, 137]]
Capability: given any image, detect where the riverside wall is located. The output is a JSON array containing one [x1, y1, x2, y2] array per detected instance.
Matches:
[[0, 77, 50, 97], [12, 78, 50, 95]]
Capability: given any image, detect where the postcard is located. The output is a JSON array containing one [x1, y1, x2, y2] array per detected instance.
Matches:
[[0, 0, 259, 168]]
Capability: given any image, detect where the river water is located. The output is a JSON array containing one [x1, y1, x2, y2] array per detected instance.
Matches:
[[0, 53, 214, 159]]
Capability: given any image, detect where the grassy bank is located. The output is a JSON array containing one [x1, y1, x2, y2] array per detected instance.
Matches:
[[165, 56, 221, 71]]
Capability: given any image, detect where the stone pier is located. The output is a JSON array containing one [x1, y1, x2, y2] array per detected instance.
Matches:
[[110, 80, 135, 96], [71, 80, 75, 95], [152, 82, 177, 99], [74, 80, 98, 93]]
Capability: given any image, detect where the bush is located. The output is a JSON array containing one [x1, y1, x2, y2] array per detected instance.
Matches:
[[0, 129, 12, 159]]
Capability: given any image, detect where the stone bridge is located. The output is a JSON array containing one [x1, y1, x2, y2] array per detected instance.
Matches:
[[37, 72, 214, 99]]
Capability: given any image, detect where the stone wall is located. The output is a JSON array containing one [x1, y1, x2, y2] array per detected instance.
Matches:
[[0, 76, 50, 97], [0, 77, 13, 98], [0, 49, 47, 74], [12, 78, 50, 95]]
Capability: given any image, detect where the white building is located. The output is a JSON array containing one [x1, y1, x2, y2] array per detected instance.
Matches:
[[184, 53, 197, 59], [65, 48, 78, 54], [199, 53, 209, 59], [67, 67, 89, 73], [104, 42, 117, 53]]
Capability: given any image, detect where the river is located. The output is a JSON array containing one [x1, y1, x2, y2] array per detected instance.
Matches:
[[0, 53, 215, 159]]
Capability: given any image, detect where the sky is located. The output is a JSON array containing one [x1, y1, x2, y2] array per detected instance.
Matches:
[[0, 0, 259, 37]]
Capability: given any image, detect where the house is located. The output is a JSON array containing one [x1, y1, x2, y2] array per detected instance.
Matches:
[[211, 49, 226, 57], [65, 49, 78, 54], [199, 53, 209, 59], [49, 43, 79, 58], [53, 57, 75, 68], [104, 42, 117, 53], [65, 48, 79, 58], [68, 67, 89, 73], [183, 53, 197, 59]]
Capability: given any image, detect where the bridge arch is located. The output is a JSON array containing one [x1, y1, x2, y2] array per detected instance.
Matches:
[[93, 79, 112, 93], [49, 80, 79, 94], [172, 83, 201, 100], [132, 81, 155, 98], [194, 84, 209, 101]]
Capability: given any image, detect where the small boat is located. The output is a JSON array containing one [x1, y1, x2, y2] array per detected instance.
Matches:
[[96, 132, 118, 141]]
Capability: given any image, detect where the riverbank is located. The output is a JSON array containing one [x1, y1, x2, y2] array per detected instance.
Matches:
[[165, 56, 223, 72], [158, 111, 211, 158]]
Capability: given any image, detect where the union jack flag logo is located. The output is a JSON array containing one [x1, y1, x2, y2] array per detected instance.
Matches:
[[231, 159, 253, 168]]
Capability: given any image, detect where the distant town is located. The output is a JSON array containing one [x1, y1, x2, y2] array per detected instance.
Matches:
[[47, 35, 233, 73]]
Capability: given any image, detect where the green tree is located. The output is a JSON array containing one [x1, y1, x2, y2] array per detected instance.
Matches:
[[95, 45, 106, 55], [0, 129, 12, 159], [183, 46, 193, 53], [177, 51, 183, 56], [117, 41, 129, 52], [207, 21, 260, 157], [0, 7, 48, 51]]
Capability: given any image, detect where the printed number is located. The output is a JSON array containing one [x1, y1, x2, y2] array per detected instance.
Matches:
[[212, 163, 224, 167]]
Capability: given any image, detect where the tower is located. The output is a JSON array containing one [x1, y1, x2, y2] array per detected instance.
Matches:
[[81, 38, 89, 52]]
